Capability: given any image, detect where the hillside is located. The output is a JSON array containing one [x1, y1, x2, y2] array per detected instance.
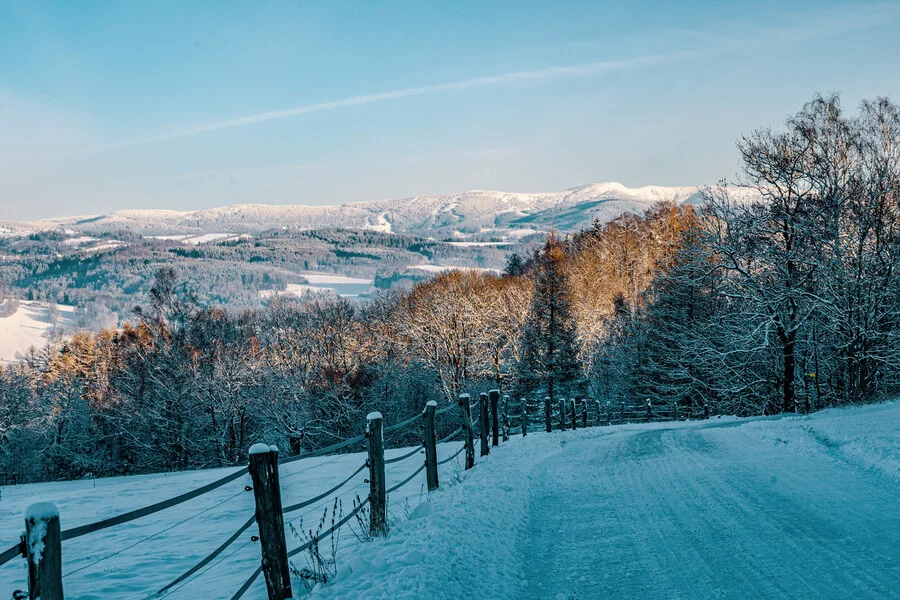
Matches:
[[0, 182, 746, 238]]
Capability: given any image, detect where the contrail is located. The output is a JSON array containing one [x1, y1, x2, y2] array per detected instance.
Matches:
[[108, 50, 701, 148]]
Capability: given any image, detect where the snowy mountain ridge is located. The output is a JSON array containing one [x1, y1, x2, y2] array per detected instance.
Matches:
[[2, 182, 754, 238]]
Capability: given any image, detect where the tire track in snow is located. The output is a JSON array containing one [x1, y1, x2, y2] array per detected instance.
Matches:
[[518, 423, 900, 600]]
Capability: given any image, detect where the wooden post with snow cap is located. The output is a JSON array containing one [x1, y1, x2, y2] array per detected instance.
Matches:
[[248, 443, 291, 600], [479, 392, 490, 456], [458, 394, 475, 470], [366, 412, 387, 536], [423, 401, 439, 491], [501, 395, 510, 442], [570, 399, 577, 430], [25, 502, 63, 600], [582, 400, 588, 428], [559, 398, 567, 431], [544, 396, 552, 433], [521, 398, 528, 437], [490, 389, 500, 447]]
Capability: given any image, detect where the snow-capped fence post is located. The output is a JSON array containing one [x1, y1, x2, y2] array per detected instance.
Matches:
[[704, 403, 710, 420], [596, 401, 604, 426], [521, 398, 528, 437], [501, 395, 510, 442], [674, 401, 680, 421], [490, 389, 500, 447], [544, 396, 552, 433], [646, 399, 653, 422], [458, 394, 475, 470], [25, 502, 63, 600], [559, 398, 567, 431], [424, 402, 439, 492], [582, 400, 588, 428], [570, 399, 577, 430], [479, 393, 490, 456], [366, 413, 388, 536], [247, 444, 292, 599], [620, 401, 626, 423]]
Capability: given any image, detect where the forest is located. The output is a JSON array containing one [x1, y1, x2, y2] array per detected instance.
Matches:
[[2, 94, 899, 483]]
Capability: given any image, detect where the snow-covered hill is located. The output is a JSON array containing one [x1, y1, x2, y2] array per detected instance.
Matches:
[[0, 183, 755, 238], [0, 300, 76, 363]]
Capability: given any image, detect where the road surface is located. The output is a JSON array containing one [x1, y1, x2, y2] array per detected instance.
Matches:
[[520, 420, 900, 599]]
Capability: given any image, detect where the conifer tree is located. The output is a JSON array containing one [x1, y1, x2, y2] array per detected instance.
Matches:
[[515, 234, 584, 404]]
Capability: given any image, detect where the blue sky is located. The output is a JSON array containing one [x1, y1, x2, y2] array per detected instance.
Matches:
[[2, 0, 900, 220]]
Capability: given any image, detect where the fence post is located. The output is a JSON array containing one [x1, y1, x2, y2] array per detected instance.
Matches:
[[559, 398, 567, 431], [366, 413, 387, 536], [501, 395, 510, 442], [621, 400, 626, 423], [544, 396, 552, 432], [490, 389, 500, 447], [704, 403, 710, 420], [596, 401, 603, 426], [521, 398, 528, 437], [248, 444, 292, 599], [606, 401, 612, 426], [25, 503, 63, 600], [646, 399, 653, 422], [423, 401, 439, 491], [479, 392, 490, 456], [458, 394, 475, 469], [582, 400, 588, 428], [674, 401, 680, 421], [570, 399, 577, 430]]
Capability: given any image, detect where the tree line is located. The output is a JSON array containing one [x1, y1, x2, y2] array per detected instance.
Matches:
[[2, 94, 898, 483]]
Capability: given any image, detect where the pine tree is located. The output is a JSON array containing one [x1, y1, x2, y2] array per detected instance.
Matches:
[[515, 234, 584, 404]]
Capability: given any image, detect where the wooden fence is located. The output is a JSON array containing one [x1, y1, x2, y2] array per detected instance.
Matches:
[[2, 393, 709, 599]]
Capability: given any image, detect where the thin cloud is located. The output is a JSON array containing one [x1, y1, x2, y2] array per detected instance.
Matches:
[[107, 50, 700, 149], [103, 1, 900, 150]]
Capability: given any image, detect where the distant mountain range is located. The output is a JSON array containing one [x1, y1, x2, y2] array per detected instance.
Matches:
[[1, 182, 756, 239]]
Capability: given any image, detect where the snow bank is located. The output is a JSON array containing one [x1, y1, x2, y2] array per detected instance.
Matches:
[[310, 430, 576, 600], [736, 402, 899, 481]]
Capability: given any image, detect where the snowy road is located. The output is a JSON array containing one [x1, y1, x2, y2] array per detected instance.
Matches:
[[521, 419, 900, 599]]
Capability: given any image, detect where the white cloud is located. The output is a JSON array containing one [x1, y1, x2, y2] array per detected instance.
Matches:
[[107, 50, 700, 148]]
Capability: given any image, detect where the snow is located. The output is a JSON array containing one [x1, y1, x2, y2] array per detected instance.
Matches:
[[1, 403, 896, 599], [301, 273, 373, 285], [6, 182, 761, 238], [0, 439, 469, 599], [425, 401, 438, 407], [446, 241, 513, 247], [367, 412, 383, 421], [407, 265, 501, 276], [248, 443, 272, 455], [24, 502, 58, 566], [735, 402, 900, 481], [25, 502, 59, 520], [314, 403, 900, 600], [81, 240, 125, 253], [61, 236, 98, 245], [147, 233, 249, 245], [0, 300, 77, 363]]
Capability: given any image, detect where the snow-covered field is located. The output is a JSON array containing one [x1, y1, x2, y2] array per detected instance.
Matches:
[[0, 300, 76, 363], [406, 265, 502, 276], [259, 273, 375, 299], [1, 403, 897, 599]]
